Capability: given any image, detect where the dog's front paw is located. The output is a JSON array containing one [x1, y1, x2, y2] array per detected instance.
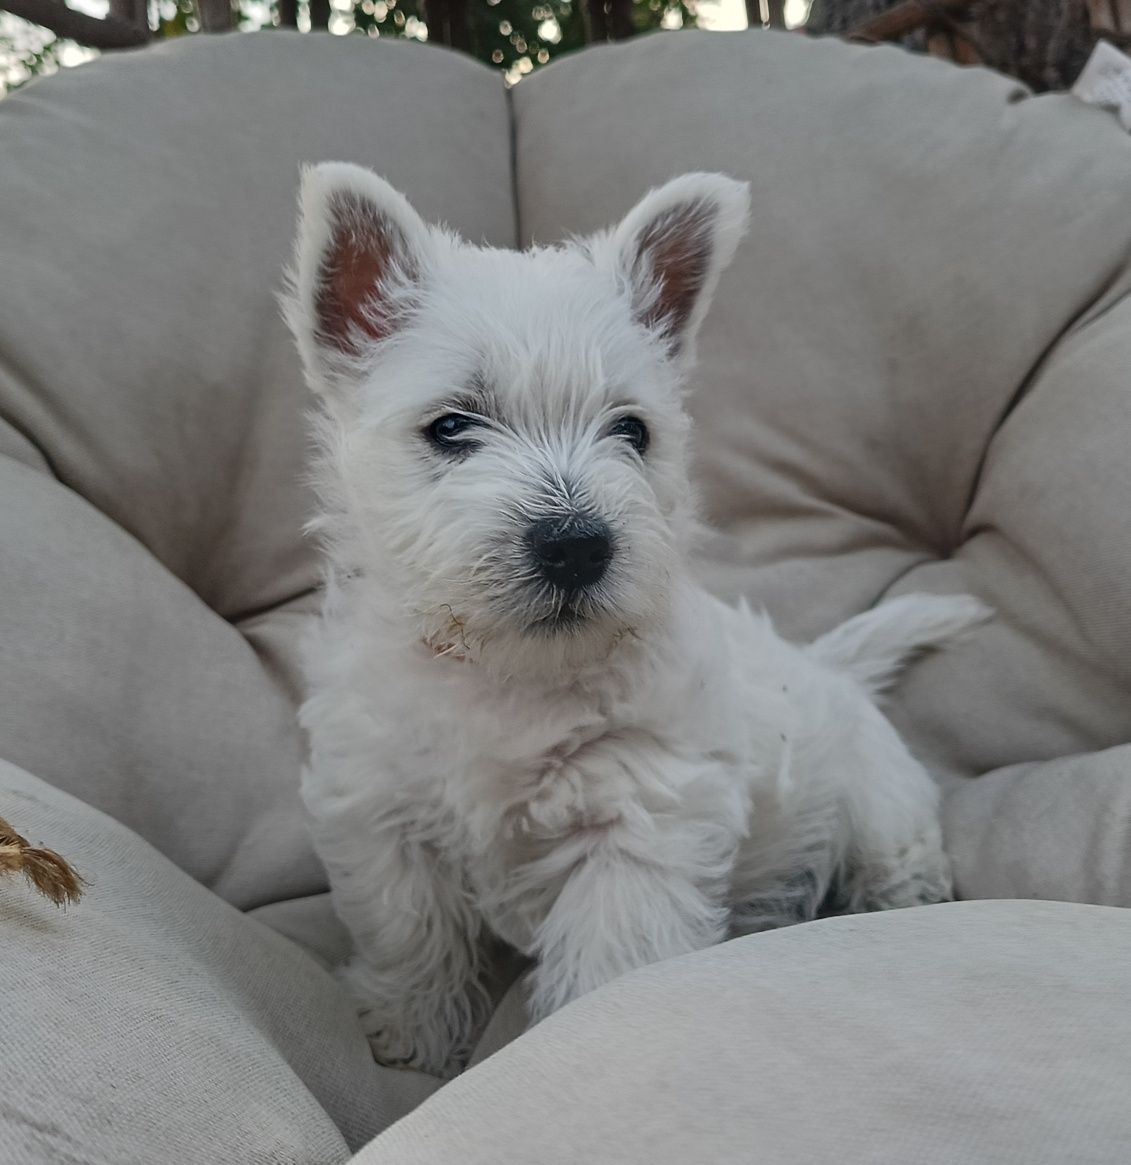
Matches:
[[334, 960, 465, 1078]]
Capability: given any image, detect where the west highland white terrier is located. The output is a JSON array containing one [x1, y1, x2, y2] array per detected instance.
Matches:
[[285, 162, 988, 1076]]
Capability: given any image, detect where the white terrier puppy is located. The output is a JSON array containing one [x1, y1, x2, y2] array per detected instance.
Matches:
[[285, 163, 988, 1077]]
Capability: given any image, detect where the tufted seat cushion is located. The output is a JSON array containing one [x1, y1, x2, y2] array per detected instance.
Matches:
[[2, 26, 1131, 1164], [0, 32, 514, 908], [514, 31, 1131, 903], [4, 29, 1129, 914]]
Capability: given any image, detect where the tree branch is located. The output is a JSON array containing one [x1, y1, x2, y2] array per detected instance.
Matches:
[[850, 0, 972, 41], [4, 0, 150, 46]]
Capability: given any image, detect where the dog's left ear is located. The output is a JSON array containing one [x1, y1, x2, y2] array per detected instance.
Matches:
[[286, 162, 434, 395], [599, 172, 750, 364]]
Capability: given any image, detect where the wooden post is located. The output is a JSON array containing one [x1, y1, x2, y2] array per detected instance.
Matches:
[[197, 0, 235, 31], [608, 0, 634, 39], [424, 0, 470, 49], [586, 0, 634, 41], [108, 0, 148, 32], [745, 0, 791, 27], [586, 0, 609, 41]]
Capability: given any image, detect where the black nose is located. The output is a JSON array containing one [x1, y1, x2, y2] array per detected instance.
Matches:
[[527, 516, 612, 593]]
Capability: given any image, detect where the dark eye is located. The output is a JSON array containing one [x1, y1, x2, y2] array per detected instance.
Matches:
[[427, 413, 479, 452], [609, 416, 649, 454]]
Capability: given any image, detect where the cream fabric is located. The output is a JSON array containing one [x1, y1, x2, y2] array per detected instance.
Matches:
[[944, 745, 1131, 904], [0, 32, 513, 908], [0, 455, 322, 907], [0, 760, 442, 1164], [355, 900, 1131, 1165], [3, 26, 1131, 1164], [513, 29, 1131, 899], [4, 29, 1129, 908]]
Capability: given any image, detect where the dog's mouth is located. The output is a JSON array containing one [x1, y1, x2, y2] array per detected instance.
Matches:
[[526, 604, 589, 635]]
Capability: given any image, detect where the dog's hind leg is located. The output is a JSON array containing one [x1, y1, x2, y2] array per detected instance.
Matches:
[[822, 700, 953, 916]]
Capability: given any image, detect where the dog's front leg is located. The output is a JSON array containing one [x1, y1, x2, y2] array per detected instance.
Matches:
[[526, 835, 730, 1022], [315, 811, 484, 1077]]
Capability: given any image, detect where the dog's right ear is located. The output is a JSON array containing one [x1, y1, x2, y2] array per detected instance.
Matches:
[[285, 162, 433, 395], [595, 172, 750, 369]]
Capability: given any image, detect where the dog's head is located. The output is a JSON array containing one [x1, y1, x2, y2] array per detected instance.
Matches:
[[286, 163, 749, 679]]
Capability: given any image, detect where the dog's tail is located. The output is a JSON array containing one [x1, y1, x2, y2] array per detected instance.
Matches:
[[809, 593, 991, 698]]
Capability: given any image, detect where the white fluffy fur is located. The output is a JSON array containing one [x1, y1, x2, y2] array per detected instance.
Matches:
[[284, 163, 990, 1076]]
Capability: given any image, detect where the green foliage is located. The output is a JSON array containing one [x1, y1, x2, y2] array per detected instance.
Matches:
[[0, 13, 68, 91], [350, 0, 426, 38], [0, 0, 700, 96], [156, 0, 202, 37], [347, 0, 696, 78], [468, 0, 695, 78], [469, 0, 585, 77]]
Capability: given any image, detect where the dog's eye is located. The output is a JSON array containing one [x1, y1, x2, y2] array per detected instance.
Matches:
[[427, 413, 479, 451], [608, 416, 649, 455]]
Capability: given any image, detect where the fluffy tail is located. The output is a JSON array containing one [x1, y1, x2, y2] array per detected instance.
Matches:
[[809, 593, 991, 697]]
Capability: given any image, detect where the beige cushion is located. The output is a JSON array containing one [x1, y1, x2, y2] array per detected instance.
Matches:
[[944, 744, 1131, 903], [513, 30, 1131, 901], [3, 26, 1131, 1161], [0, 759, 442, 1163], [4, 29, 1129, 910], [0, 32, 513, 907], [353, 899, 1131, 1164]]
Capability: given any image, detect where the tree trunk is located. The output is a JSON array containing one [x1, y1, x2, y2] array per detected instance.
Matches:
[[108, 0, 148, 32], [308, 0, 331, 30], [811, 0, 1112, 91], [277, 0, 298, 27], [975, 0, 1097, 92], [851, 0, 971, 40], [807, 0, 904, 34], [746, 0, 788, 27], [586, 0, 608, 41], [1087, 0, 1131, 32], [585, 0, 633, 41], [197, 0, 235, 31], [608, 0, 634, 39], [425, 0, 470, 49]]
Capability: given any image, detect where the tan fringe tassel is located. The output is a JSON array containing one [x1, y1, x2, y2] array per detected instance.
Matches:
[[0, 814, 84, 907]]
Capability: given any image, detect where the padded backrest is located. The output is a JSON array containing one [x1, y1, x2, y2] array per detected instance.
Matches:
[[514, 30, 1131, 779], [0, 33, 514, 906], [4, 29, 1130, 909]]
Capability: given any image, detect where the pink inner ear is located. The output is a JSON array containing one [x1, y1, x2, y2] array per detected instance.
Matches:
[[314, 192, 405, 356], [634, 201, 713, 347]]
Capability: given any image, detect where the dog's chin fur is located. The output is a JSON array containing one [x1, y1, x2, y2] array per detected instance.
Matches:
[[285, 163, 990, 1078], [410, 560, 673, 683], [424, 609, 642, 683]]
